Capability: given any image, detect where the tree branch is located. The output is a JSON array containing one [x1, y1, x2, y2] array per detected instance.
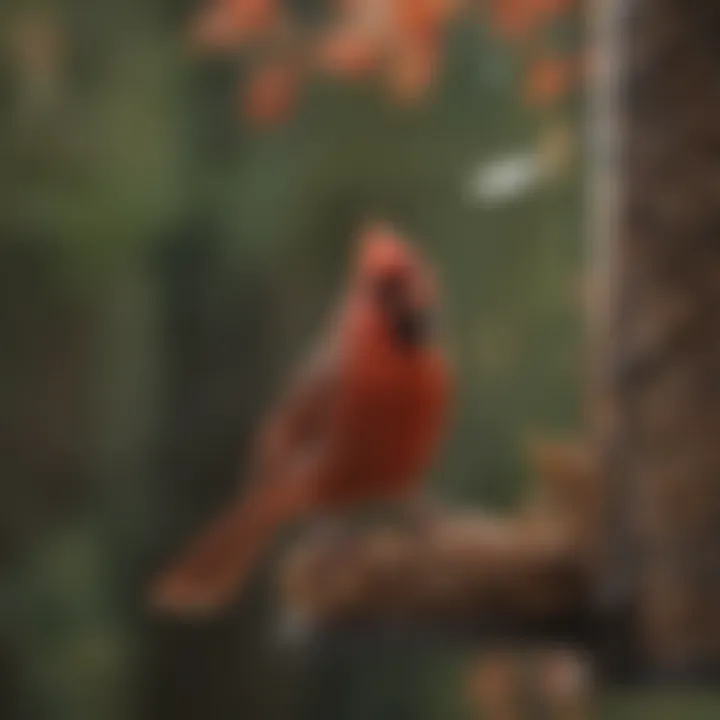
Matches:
[[278, 441, 599, 643]]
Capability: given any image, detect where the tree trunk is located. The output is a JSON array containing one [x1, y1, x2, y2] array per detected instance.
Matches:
[[278, 0, 720, 682], [596, 0, 720, 677]]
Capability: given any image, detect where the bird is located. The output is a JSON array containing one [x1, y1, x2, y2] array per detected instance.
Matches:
[[150, 222, 451, 615]]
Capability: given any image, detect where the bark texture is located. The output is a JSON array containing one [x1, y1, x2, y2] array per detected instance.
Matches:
[[279, 442, 598, 640], [598, 0, 720, 675]]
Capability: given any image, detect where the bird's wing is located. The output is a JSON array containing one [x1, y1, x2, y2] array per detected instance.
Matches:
[[149, 345, 340, 615], [247, 343, 340, 488]]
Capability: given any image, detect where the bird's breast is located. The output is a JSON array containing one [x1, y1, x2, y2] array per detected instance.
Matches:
[[316, 346, 449, 508]]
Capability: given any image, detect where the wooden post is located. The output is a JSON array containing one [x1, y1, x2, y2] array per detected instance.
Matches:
[[596, 0, 720, 677]]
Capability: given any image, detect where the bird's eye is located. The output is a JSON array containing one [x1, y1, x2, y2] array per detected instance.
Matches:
[[372, 273, 406, 307]]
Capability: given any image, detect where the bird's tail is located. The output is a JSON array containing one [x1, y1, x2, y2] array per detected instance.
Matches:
[[150, 483, 307, 616]]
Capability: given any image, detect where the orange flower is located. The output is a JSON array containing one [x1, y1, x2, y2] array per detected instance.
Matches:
[[242, 61, 299, 125], [386, 39, 439, 103], [524, 54, 576, 107], [317, 29, 383, 78], [488, 0, 576, 42], [191, 0, 280, 52], [489, 0, 542, 41], [395, 0, 461, 49], [383, 0, 454, 103], [187, 0, 581, 128], [534, 0, 576, 16]]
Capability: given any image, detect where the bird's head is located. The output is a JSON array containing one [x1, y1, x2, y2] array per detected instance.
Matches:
[[353, 222, 439, 349]]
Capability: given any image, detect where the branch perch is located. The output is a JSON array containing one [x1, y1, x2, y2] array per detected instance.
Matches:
[[278, 441, 599, 642]]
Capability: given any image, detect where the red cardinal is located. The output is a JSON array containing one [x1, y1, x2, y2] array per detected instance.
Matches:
[[150, 223, 451, 614]]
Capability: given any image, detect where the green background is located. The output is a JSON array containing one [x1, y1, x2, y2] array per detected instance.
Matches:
[[3, 1, 709, 718]]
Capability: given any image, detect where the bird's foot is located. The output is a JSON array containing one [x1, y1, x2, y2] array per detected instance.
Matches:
[[401, 497, 446, 537]]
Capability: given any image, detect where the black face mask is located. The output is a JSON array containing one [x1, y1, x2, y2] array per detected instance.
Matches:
[[392, 309, 433, 348], [372, 274, 433, 349]]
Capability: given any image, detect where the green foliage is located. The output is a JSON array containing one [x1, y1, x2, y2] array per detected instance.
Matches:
[[0, 2, 587, 719], [602, 693, 720, 720]]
